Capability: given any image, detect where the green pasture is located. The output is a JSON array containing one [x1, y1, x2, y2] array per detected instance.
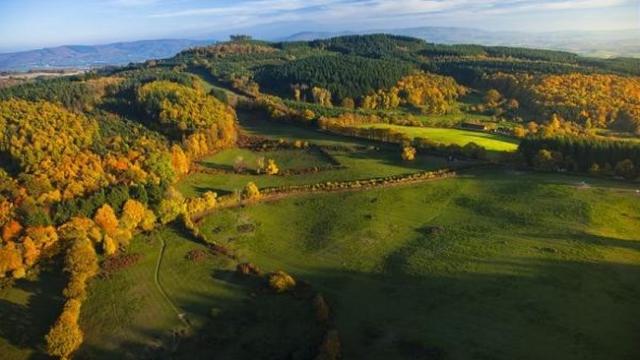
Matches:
[[179, 148, 451, 197], [7, 169, 637, 360], [199, 148, 332, 172], [360, 123, 520, 152], [195, 169, 640, 360]]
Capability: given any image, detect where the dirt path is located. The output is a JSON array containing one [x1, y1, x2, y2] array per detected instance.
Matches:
[[154, 237, 191, 327]]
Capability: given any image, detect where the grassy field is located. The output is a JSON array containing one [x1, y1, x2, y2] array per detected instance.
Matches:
[[3, 107, 638, 359], [198, 148, 332, 172], [179, 147, 452, 197], [359, 124, 519, 152], [238, 110, 373, 148], [195, 169, 640, 360], [77, 227, 240, 358], [178, 113, 459, 197], [7, 169, 636, 359], [77, 226, 323, 359], [0, 269, 67, 360]]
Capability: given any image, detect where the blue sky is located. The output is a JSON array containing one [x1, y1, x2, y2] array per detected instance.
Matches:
[[0, 0, 637, 51]]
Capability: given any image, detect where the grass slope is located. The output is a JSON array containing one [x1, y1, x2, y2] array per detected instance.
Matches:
[[0, 269, 66, 360], [179, 148, 450, 197], [179, 113, 456, 197], [78, 227, 240, 358], [78, 225, 323, 359], [196, 169, 640, 360]]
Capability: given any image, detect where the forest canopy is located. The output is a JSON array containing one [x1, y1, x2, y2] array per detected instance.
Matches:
[[254, 55, 414, 102]]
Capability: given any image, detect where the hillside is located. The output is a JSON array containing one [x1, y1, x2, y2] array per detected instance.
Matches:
[[0, 34, 639, 360], [0, 39, 213, 72], [1, 27, 637, 73], [282, 27, 640, 58]]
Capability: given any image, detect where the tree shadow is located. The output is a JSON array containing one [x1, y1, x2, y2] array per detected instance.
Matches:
[[295, 259, 640, 360], [190, 185, 234, 197], [68, 246, 640, 360], [526, 230, 640, 252], [0, 267, 66, 359], [77, 268, 324, 360]]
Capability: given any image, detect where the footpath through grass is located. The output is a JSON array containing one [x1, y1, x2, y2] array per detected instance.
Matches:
[[77, 227, 240, 358]]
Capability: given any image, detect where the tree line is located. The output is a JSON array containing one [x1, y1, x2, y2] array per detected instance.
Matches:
[[519, 136, 640, 179]]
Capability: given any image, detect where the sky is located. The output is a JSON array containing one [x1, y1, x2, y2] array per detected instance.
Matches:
[[0, 0, 638, 52]]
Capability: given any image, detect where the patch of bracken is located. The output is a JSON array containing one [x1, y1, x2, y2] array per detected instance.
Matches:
[[185, 249, 209, 262], [100, 253, 142, 278]]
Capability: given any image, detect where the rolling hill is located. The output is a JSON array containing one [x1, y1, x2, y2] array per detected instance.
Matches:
[[0, 39, 213, 72]]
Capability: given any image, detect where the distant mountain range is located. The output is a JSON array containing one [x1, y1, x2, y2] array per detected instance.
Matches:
[[0, 27, 637, 72], [281, 27, 639, 58], [0, 39, 213, 72]]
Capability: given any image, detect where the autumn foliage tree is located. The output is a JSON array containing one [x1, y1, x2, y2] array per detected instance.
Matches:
[[93, 204, 119, 237], [136, 80, 237, 158], [485, 72, 640, 132], [360, 72, 466, 113], [45, 298, 84, 360], [401, 146, 417, 161], [121, 199, 146, 230], [242, 182, 261, 200]]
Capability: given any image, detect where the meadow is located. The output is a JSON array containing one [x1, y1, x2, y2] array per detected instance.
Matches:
[[195, 168, 640, 360], [1, 33, 640, 360], [56, 168, 640, 360], [358, 124, 520, 152], [2, 121, 638, 359], [180, 147, 451, 197], [177, 112, 457, 196], [199, 148, 332, 172]]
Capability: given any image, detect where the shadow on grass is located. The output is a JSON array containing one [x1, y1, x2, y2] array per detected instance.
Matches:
[[78, 268, 325, 360], [526, 230, 640, 253], [0, 266, 67, 360], [190, 185, 235, 197], [73, 246, 640, 360], [236, 109, 385, 149], [339, 148, 456, 172]]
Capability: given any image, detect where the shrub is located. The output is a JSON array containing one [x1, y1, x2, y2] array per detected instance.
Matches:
[[242, 182, 261, 200], [102, 235, 117, 256], [401, 146, 417, 161], [101, 253, 142, 276], [615, 159, 636, 179], [236, 262, 261, 276], [462, 142, 487, 160], [157, 187, 186, 224], [268, 270, 296, 293], [265, 159, 279, 175], [185, 249, 208, 262]]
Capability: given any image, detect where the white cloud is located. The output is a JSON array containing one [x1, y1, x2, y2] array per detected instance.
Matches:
[[149, 0, 633, 20], [111, 0, 162, 6], [142, 0, 637, 33]]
